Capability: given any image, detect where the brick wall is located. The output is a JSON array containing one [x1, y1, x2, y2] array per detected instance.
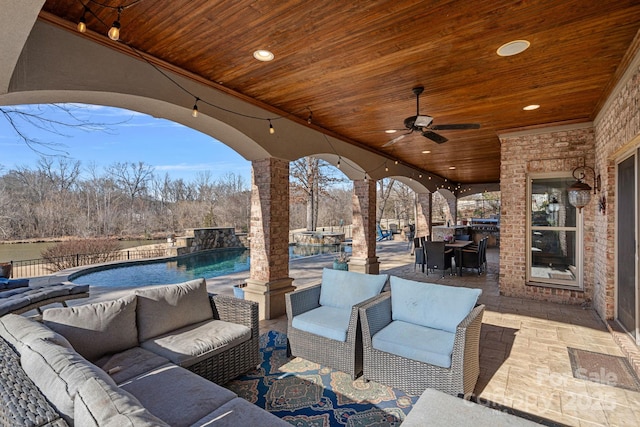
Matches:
[[249, 158, 290, 282], [593, 58, 640, 319], [499, 126, 595, 304], [352, 179, 377, 259]]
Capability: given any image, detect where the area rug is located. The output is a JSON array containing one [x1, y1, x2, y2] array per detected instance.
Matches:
[[567, 347, 640, 392], [225, 331, 418, 426]]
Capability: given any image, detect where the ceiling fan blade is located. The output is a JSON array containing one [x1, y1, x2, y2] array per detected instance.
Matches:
[[382, 130, 412, 147], [422, 130, 448, 144], [430, 123, 481, 130]]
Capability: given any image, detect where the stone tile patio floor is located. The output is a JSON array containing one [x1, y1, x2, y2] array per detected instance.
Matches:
[[51, 239, 640, 426], [258, 240, 640, 427]]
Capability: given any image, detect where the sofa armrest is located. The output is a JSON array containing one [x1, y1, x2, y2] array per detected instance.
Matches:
[[451, 303, 485, 371], [359, 292, 392, 348], [285, 284, 321, 322], [208, 294, 259, 335]]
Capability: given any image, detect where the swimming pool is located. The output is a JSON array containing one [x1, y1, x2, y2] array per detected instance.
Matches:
[[71, 244, 346, 288], [71, 248, 250, 288]]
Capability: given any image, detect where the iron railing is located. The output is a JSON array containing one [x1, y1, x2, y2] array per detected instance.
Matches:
[[7, 248, 168, 279]]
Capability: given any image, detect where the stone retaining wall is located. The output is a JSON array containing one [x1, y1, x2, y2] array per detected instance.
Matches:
[[175, 228, 245, 255]]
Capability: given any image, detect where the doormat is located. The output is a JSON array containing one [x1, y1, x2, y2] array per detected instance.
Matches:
[[567, 347, 640, 392]]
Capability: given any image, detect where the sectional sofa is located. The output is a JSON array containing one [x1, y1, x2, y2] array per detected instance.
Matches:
[[0, 278, 290, 426]]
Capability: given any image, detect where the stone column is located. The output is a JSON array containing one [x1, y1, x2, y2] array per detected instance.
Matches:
[[349, 179, 380, 274], [415, 192, 432, 239], [245, 158, 294, 320]]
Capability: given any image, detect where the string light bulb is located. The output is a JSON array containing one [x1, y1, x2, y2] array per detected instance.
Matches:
[[268, 120, 275, 134], [77, 7, 88, 33], [337, 157, 341, 169], [192, 98, 199, 118], [385, 162, 389, 172], [108, 7, 122, 41], [307, 110, 313, 124]]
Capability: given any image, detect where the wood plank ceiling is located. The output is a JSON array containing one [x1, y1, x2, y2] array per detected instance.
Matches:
[[39, 0, 640, 185]]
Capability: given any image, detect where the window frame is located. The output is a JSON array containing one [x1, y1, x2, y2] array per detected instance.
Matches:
[[526, 172, 584, 289]]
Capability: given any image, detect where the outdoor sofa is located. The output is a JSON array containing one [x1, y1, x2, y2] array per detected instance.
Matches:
[[0, 278, 290, 426], [286, 268, 389, 379], [0, 278, 89, 316], [360, 276, 484, 397]]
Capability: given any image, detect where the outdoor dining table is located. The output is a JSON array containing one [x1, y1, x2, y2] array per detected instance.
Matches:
[[445, 240, 473, 276]]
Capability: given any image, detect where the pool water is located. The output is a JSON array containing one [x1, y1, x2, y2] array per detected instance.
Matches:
[[71, 245, 347, 288], [72, 248, 250, 288]]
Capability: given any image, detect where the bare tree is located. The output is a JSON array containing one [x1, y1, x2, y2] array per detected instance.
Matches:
[[290, 157, 345, 231], [376, 178, 396, 224], [0, 104, 125, 156]]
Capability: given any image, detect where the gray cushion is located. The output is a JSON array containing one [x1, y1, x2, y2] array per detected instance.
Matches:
[[0, 313, 72, 354], [372, 320, 455, 368], [291, 305, 352, 342], [43, 294, 139, 362], [140, 319, 251, 368], [74, 376, 169, 427], [191, 397, 291, 426], [94, 346, 171, 385], [119, 363, 237, 427], [319, 268, 388, 310], [20, 337, 116, 424], [390, 276, 481, 333], [135, 279, 213, 342]]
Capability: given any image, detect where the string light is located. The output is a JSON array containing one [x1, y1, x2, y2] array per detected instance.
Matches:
[[192, 97, 199, 118], [337, 157, 341, 169], [77, 7, 88, 33], [108, 7, 123, 41], [385, 161, 389, 172], [307, 109, 313, 124], [269, 120, 275, 134]]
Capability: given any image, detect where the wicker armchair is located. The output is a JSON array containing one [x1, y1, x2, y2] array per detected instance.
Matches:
[[285, 269, 388, 379], [359, 292, 485, 397]]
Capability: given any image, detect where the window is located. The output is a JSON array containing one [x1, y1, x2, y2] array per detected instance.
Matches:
[[527, 174, 582, 288]]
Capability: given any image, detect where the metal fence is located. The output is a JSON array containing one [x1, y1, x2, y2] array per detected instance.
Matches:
[[7, 248, 168, 279]]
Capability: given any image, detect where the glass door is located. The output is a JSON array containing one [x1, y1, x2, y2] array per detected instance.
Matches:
[[617, 154, 638, 342]]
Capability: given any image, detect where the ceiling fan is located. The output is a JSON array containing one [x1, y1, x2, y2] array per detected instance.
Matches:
[[383, 86, 480, 147]]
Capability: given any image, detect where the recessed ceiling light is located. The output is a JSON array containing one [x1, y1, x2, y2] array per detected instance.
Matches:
[[385, 129, 397, 134], [449, 166, 456, 170], [422, 150, 431, 154], [253, 49, 274, 61], [497, 40, 530, 57], [523, 104, 540, 111]]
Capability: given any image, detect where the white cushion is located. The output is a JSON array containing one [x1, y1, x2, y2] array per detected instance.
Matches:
[[20, 337, 116, 424], [119, 364, 237, 426], [372, 320, 455, 368], [319, 268, 387, 309], [74, 376, 169, 427], [390, 277, 481, 333], [140, 319, 251, 368], [0, 313, 72, 354], [135, 279, 213, 342], [291, 305, 352, 342], [43, 294, 138, 361]]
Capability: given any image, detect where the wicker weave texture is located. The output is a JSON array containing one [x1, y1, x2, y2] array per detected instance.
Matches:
[[286, 286, 385, 380], [0, 337, 68, 427], [188, 294, 260, 385], [360, 296, 485, 397]]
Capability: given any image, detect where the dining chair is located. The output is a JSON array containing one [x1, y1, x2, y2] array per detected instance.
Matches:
[[414, 237, 426, 272], [424, 241, 454, 277]]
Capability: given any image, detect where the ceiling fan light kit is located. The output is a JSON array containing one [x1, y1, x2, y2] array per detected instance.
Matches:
[[385, 86, 480, 146]]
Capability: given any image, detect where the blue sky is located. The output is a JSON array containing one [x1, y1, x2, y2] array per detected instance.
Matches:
[[0, 104, 252, 185]]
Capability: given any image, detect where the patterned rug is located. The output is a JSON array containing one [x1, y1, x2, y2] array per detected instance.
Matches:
[[225, 331, 418, 426], [567, 347, 640, 392]]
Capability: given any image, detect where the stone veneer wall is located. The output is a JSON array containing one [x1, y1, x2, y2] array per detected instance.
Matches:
[[593, 54, 640, 320], [175, 227, 245, 255], [499, 126, 595, 304]]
